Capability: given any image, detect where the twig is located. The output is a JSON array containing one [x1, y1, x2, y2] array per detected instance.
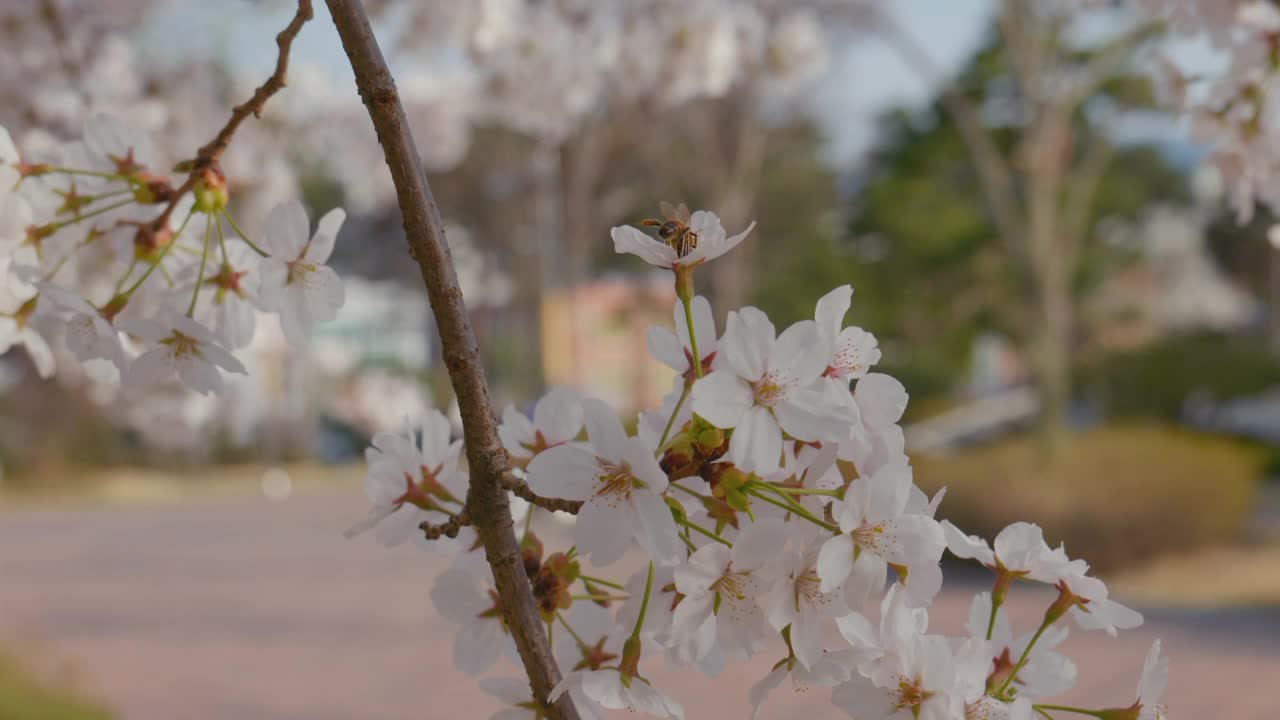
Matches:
[[323, 2, 579, 718], [504, 472, 584, 515], [151, 1, 314, 234], [420, 510, 472, 540]]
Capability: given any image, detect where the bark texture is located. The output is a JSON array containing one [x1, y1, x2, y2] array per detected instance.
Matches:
[[324, 2, 578, 717]]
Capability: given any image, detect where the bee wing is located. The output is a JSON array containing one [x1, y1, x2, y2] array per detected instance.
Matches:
[[676, 203, 691, 223], [660, 201, 678, 221]]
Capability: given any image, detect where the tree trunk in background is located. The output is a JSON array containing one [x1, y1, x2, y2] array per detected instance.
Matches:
[[1025, 114, 1073, 448], [709, 112, 767, 313]]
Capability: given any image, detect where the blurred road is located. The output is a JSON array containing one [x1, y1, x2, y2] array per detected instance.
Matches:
[[1, 488, 1276, 719]]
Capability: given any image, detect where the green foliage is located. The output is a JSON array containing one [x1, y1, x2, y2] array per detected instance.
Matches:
[[1078, 332, 1280, 419], [754, 32, 1189, 406], [915, 424, 1264, 573], [0, 653, 114, 720]]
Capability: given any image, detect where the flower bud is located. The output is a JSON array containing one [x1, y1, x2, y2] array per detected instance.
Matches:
[[192, 167, 229, 214], [696, 427, 724, 453]]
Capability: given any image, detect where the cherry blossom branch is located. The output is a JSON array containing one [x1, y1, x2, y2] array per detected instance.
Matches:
[[323, 2, 579, 718], [194, 0, 314, 164], [420, 509, 472, 540], [151, 0, 314, 235], [503, 472, 584, 515]]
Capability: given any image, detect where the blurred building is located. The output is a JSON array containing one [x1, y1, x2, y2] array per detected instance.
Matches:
[[541, 274, 678, 414]]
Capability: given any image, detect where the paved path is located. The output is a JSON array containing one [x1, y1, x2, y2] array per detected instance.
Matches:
[[1, 489, 1276, 719]]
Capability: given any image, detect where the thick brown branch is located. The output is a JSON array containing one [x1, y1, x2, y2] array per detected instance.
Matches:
[[323, 2, 578, 718], [503, 472, 584, 515]]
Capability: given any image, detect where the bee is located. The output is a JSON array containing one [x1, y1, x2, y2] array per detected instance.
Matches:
[[641, 201, 698, 258]]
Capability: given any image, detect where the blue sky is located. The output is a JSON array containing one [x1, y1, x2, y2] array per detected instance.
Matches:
[[813, 0, 995, 164]]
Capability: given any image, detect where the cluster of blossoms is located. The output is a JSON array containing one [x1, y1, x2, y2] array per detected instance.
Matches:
[[1135, 0, 1280, 224], [352, 207, 1169, 720], [0, 115, 345, 395]]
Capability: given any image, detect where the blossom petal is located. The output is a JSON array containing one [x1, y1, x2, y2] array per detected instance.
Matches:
[[729, 406, 782, 474], [612, 225, 676, 268], [527, 444, 598, 500], [691, 371, 752, 429]]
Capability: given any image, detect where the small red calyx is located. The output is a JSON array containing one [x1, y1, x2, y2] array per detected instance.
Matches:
[[100, 294, 129, 323], [54, 185, 93, 217], [14, 161, 51, 179], [572, 636, 618, 672], [986, 647, 1016, 693], [133, 173, 175, 205], [131, 222, 175, 264], [25, 224, 55, 254], [109, 148, 147, 177], [209, 263, 249, 299]]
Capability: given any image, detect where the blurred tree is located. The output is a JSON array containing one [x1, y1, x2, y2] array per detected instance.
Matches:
[[860, 0, 1186, 442]]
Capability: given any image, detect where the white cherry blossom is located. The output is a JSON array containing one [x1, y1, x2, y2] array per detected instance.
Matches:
[[527, 398, 680, 566], [817, 461, 946, 610], [430, 566, 515, 676], [257, 200, 346, 345], [762, 531, 848, 669], [37, 281, 127, 373], [648, 294, 717, 381], [692, 307, 847, 474], [671, 518, 789, 663], [181, 242, 260, 349], [1135, 639, 1169, 720], [550, 669, 684, 720], [814, 285, 881, 380], [346, 410, 466, 547], [117, 312, 245, 394], [499, 385, 584, 462], [612, 209, 755, 271]]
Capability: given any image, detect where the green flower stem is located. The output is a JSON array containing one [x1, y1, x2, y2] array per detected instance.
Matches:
[[746, 485, 839, 533], [120, 208, 195, 297], [657, 383, 692, 451], [221, 209, 270, 257], [580, 575, 625, 591], [627, 562, 655, 644], [46, 167, 125, 180], [556, 612, 589, 650], [187, 214, 213, 316], [669, 481, 710, 501], [216, 213, 229, 265], [997, 615, 1055, 697], [1033, 705, 1105, 718], [766, 485, 843, 498], [677, 516, 732, 547], [681, 294, 703, 379], [571, 593, 627, 603], [49, 197, 134, 231]]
